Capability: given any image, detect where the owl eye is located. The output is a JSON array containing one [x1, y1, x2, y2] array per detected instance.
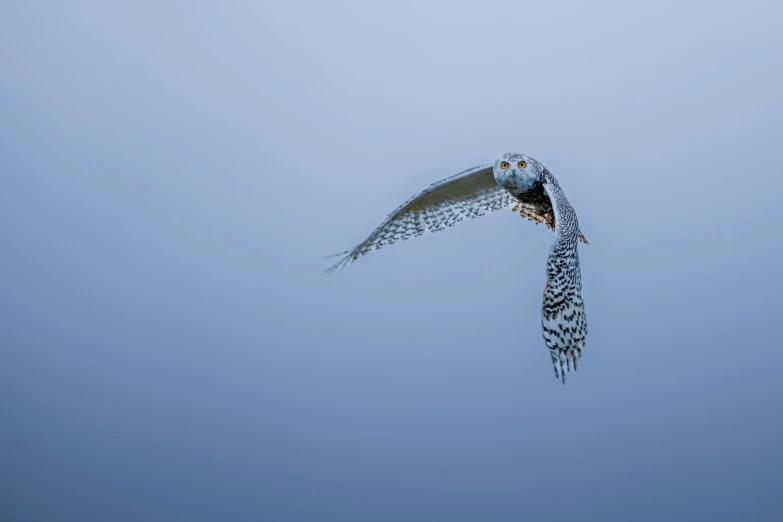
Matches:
[[518, 161, 527, 168], [500, 161, 510, 169]]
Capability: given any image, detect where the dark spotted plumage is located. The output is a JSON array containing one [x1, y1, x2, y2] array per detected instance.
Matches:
[[512, 182, 588, 244], [515, 182, 552, 208], [539, 168, 586, 382]]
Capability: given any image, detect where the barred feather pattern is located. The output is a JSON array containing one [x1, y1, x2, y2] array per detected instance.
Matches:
[[512, 183, 588, 244], [540, 169, 587, 383], [327, 165, 513, 272]]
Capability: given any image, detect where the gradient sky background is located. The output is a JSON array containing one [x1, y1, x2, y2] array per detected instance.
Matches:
[[2, 1, 782, 521]]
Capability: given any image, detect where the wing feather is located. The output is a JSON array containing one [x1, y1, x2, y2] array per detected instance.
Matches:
[[327, 165, 512, 272]]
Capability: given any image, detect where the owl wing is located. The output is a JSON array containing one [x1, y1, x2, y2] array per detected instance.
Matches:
[[539, 169, 587, 383], [327, 164, 513, 272], [512, 186, 589, 244]]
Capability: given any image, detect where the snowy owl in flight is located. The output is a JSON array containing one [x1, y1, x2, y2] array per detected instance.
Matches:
[[328, 153, 587, 382]]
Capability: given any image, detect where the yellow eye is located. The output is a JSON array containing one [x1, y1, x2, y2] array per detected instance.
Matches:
[[500, 161, 510, 169], [518, 161, 527, 168]]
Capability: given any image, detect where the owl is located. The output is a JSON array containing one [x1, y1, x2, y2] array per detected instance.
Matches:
[[328, 153, 587, 382]]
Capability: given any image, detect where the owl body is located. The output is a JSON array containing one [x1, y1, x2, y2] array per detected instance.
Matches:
[[329, 153, 588, 383]]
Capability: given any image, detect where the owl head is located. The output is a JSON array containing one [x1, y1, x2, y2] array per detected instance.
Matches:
[[492, 152, 545, 193]]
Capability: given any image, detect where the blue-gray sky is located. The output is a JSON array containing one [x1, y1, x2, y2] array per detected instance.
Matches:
[[2, 1, 782, 521]]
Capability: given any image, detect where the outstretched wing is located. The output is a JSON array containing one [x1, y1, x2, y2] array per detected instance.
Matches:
[[539, 169, 587, 383], [327, 165, 512, 272]]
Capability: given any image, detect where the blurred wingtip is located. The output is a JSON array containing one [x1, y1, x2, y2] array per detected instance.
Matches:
[[324, 252, 352, 274], [324, 249, 350, 259]]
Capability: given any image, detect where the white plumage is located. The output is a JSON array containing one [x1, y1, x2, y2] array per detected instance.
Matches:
[[328, 153, 588, 382], [326, 164, 513, 272]]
